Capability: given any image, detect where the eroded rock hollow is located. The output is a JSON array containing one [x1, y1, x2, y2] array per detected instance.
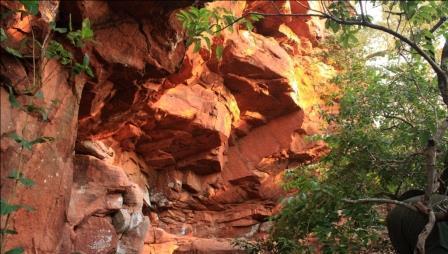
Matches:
[[0, 1, 336, 253]]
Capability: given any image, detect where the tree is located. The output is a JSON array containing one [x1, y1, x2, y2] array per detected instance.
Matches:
[[177, 1, 448, 253]]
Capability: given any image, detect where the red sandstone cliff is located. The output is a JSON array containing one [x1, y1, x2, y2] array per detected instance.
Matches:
[[0, 1, 336, 253]]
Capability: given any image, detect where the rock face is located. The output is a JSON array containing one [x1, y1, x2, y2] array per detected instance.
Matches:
[[0, 1, 336, 253]]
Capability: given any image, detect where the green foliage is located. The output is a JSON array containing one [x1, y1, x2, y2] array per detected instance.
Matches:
[[176, 6, 262, 59], [8, 170, 35, 187], [46, 41, 73, 65], [319, 44, 446, 195], [0, 200, 35, 215], [4, 247, 24, 254], [321, 1, 447, 54], [46, 19, 95, 78], [4, 47, 23, 58], [49, 22, 68, 34], [7, 87, 20, 109], [8, 132, 54, 150], [23, 104, 48, 121], [0, 200, 21, 216], [266, 16, 447, 251], [19, 0, 39, 15], [73, 54, 94, 78], [67, 18, 94, 47], [1, 9, 90, 254], [0, 229, 17, 235], [6, 87, 49, 121], [272, 169, 382, 254], [0, 28, 7, 42], [215, 44, 223, 59], [232, 238, 296, 254]]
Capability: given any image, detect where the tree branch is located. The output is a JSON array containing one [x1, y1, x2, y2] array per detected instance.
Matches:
[[343, 198, 418, 212], [414, 210, 436, 254], [438, 41, 448, 106], [430, 16, 447, 33], [325, 17, 446, 83], [383, 114, 415, 128], [383, 10, 405, 16], [424, 118, 448, 203], [245, 11, 448, 90]]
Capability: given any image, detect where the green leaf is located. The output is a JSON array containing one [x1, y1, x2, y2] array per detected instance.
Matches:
[[8, 169, 21, 180], [8, 170, 35, 187], [49, 22, 67, 33], [51, 99, 60, 106], [82, 54, 90, 66], [67, 31, 81, 47], [325, 20, 340, 33], [73, 54, 94, 77], [7, 86, 21, 108], [85, 66, 94, 78], [46, 40, 73, 65], [243, 19, 254, 32], [34, 90, 44, 99], [19, 177, 35, 187], [193, 39, 201, 52], [223, 15, 234, 25], [0, 199, 21, 215], [204, 37, 211, 50], [24, 104, 48, 121], [72, 63, 83, 75], [0, 28, 7, 42], [5, 247, 24, 254], [0, 229, 18, 235], [4, 47, 23, 58], [81, 18, 94, 40], [250, 13, 263, 22], [10, 132, 33, 151], [8, 133, 53, 150], [19, 0, 39, 15], [20, 204, 35, 212], [30, 136, 55, 145], [67, 18, 94, 47], [215, 44, 223, 60]]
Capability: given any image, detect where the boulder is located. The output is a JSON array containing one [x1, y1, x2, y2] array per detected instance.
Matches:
[[73, 216, 118, 254]]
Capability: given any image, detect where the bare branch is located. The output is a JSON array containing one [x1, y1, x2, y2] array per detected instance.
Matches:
[[414, 210, 436, 254], [383, 10, 406, 16], [326, 19, 446, 82], [358, 1, 365, 22], [343, 198, 418, 212], [383, 114, 415, 128], [430, 16, 447, 33], [365, 50, 390, 60], [244, 10, 448, 90], [438, 41, 448, 106], [248, 12, 326, 19]]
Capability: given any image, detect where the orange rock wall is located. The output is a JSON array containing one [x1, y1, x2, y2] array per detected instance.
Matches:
[[0, 1, 336, 253]]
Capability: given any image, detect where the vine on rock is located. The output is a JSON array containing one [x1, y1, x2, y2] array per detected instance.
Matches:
[[0, 1, 95, 253]]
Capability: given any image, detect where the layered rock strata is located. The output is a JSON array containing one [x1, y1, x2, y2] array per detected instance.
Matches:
[[0, 1, 336, 253]]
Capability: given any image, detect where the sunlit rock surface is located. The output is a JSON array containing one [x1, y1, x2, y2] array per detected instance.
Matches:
[[0, 1, 337, 253]]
